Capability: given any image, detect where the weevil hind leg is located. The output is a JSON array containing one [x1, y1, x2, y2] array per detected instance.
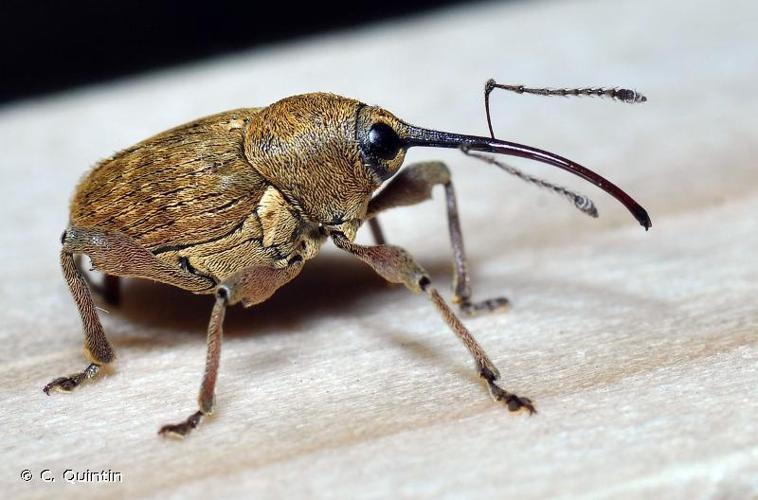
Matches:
[[367, 161, 509, 317], [44, 248, 115, 394], [64, 226, 216, 292], [45, 226, 217, 396], [332, 234, 535, 415], [74, 255, 121, 306]]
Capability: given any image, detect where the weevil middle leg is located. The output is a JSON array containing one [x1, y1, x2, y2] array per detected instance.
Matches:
[[331, 233, 535, 414], [158, 289, 227, 438], [366, 161, 509, 316], [159, 261, 304, 438]]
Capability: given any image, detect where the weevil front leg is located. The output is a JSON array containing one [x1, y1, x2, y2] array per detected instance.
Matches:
[[44, 227, 216, 395], [367, 161, 509, 316], [159, 261, 304, 438], [332, 234, 535, 414]]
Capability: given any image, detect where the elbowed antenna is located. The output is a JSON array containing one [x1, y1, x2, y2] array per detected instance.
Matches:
[[483, 80, 647, 140], [402, 125, 651, 230]]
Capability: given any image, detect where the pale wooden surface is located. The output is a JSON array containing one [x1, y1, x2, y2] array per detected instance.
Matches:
[[1, 0, 757, 498]]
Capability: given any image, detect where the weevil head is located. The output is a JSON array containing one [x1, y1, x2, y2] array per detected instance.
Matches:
[[244, 93, 409, 230], [245, 92, 650, 233]]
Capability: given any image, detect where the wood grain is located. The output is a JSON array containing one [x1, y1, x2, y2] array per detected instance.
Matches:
[[1, 0, 756, 498]]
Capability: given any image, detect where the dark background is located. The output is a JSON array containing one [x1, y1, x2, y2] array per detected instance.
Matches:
[[1, 0, 479, 105]]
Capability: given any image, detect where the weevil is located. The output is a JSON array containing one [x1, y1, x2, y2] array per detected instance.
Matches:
[[45, 81, 650, 437]]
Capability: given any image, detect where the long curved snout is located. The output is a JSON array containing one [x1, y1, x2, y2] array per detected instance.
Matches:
[[402, 124, 651, 230]]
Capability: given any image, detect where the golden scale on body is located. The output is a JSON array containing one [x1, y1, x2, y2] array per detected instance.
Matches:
[[46, 81, 650, 437]]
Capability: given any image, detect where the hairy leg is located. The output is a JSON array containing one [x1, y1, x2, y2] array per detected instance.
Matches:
[[332, 233, 535, 414], [64, 226, 215, 292], [44, 226, 216, 395], [75, 254, 122, 306], [158, 290, 227, 438], [43, 249, 115, 394], [367, 161, 509, 316], [159, 260, 304, 437]]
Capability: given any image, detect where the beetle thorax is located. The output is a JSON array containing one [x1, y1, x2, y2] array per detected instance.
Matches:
[[244, 93, 378, 228]]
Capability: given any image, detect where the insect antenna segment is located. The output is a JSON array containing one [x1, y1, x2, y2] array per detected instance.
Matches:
[[484, 78, 647, 139], [461, 146, 599, 218], [475, 78, 648, 220]]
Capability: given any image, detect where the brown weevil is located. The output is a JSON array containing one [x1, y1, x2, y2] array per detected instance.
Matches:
[[46, 81, 650, 437]]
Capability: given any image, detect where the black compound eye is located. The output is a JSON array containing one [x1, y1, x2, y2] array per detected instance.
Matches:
[[366, 122, 402, 160]]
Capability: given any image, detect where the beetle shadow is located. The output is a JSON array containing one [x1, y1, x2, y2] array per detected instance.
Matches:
[[115, 252, 455, 342], [111, 252, 488, 385]]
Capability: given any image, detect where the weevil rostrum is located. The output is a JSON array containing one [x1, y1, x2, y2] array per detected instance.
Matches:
[[45, 82, 650, 437]]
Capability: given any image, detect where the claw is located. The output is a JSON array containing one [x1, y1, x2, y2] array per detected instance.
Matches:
[[504, 394, 537, 415], [43, 376, 80, 395], [482, 373, 537, 415], [43, 363, 100, 395], [460, 296, 510, 317], [159, 411, 203, 438]]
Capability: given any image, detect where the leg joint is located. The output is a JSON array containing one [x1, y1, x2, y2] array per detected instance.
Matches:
[[215, 285, 231, 302]]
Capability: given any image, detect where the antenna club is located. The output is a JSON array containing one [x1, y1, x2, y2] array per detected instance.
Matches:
[[614, 88, 647, 104]]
